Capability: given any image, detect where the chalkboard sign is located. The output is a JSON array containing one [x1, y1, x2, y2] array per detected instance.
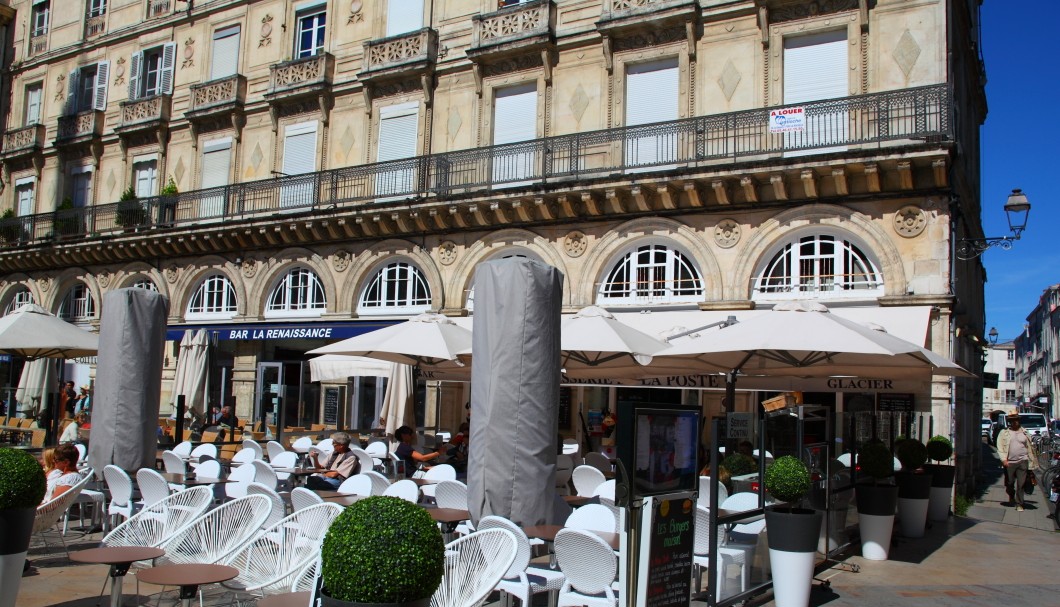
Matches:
[[558, 387, 572, 430], [644, 496, 694, 607], [323, 387, 340, 425], [878, 393, 914, 412]]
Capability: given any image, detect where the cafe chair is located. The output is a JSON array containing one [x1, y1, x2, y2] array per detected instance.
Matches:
[[479, 516, 565, 607], [565, 504, 617, 534], [266, 441, 286, 462], [103, 465, 137, 531], [136, 468, 174, 508], [33, 473, 92, 558], [337, 474, 373, 496], [224, 460, 259, 500], [421, 464, 457, 501], [104, 486, 214, 550], [290, 487, 324, 511], [230, 447, 258, 468], [252, 460, 280, 490], [242, 439, 264, 460], [584, 453, 612, 475], [571, 466, 606, 497], [383, 479, 420, 503], [362, 470, 391, 496], [246, 482, 287, 529], [553, 528, 618, 607], [555, 455, 574, 496], [430, 529, 518, 607], [157, 494, 272, 566], [692, 506, 747, 596]]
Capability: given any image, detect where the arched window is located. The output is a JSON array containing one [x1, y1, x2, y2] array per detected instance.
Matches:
[[752, 233, 884, 301], [187, 273, 237, 319], [465, 252, 538, 312], [59, 283, 95, 322], [357, 261, 431, 315], [596, 243, 703, 305], [266, 267, 326, 317], [5, 288, 34, 315], [131, 278, 158, 292]]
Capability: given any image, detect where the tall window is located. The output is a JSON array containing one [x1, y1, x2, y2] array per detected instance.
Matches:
[[69, 62, 110, 114], [69, 167, 92, 207], [598, 244, 703, 306], [129, 44, 176, 100], [59, 283, 95, 322], [752, 234, 883, 301], [24, 84, 42, 125], [1007, 350, 1014, 360], [210, 25, 241, 79], [15, 177, 35, 216], [5, 289, 34, 315], [266, 267, 326, 316], [187, 274, 237, 319], [295, 8, 326, 58], [1005, 368, 1015, 382], [31, 1, 50, 37], [357, 262, 431, 315], [386, 0, 423, 37], [133, 159, 158, 197], [87, 0, 106, 17], [1005, 390, 1016, 402]]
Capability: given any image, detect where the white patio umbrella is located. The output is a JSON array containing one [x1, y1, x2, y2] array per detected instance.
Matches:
[[0, 303, 98, 359], [558, 305, 673, 379], [170, 328, 209, 417], [307, 313, 472, 367], [309, 354, 391, 382]]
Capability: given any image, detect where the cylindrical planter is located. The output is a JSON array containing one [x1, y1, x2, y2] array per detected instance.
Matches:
[[896, 472, 932, 538], [0, 508, 37, 607], [855, 483, 898, 561], [321, 591, 431, 607], [765, 508, 823, 607], [924, 464, 955, 522]]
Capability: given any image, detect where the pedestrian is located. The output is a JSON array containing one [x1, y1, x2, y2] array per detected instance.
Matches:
[[74, 384, 91, 416], [58, 380, 75, 417], [997, 412, 1041, 512]]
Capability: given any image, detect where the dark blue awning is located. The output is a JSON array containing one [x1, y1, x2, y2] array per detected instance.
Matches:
[[166, 320, 399, 342]]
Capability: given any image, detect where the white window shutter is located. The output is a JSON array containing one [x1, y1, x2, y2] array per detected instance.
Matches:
[[210, 27, 240, 80], [386, 0, 423, 37], [128, 52, 142, 100], [625, 58, 679, 126], [67, 69, 80, 106], [282, 123, 318, 175], [160, 43, 177, 94], [783, 30, 847, 104], [493, 84, 537, 144], [93, 61, 109, 110], [377, 104, 419, 162]]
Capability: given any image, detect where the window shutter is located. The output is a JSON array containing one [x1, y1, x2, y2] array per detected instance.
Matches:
[[282, 123, 318, 175], [67, 69, 80, 108], [783, 30, 847, 104], [386, 0, 423, 37], [200, 139, 232, 217], [26, 86, 42, 124], [210, 27, 240, 80], [625, 58, 679, 126], [93, 61, 109, 110], [128, 51, 142, 100], [377, 104, 418, 162], [493, 84, 537, 144], [160, 43, 177, 94]]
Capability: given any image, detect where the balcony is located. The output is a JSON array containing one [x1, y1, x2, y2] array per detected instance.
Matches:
[[116, 95, 171, 144], [265, 54, 334, 126], [360, 29, 438, 108], [85, 13, 106, 38], [0, 85, 952, 260], [1, 124, 46, 160], [597, 0, 699, 58], [29, 34, 48, 57], [56, 111, 105, 147], [468, 0, 555, 59], [187, 75, 247, 137], [148, 0, 171, 19]]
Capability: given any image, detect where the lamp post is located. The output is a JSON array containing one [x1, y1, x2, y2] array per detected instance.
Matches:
[[988, 327, 998, 345], [956, 189, 1032, 260]]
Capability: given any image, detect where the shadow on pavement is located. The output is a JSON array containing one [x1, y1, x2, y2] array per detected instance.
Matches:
[[882, 513, 980, 565]]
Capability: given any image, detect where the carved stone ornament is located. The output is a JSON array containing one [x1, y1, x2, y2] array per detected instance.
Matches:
[[713, 219, 742, 249], [114, 57, 126, 86], [182, 38, 195, 69], [259, 14, 273, 48], [331, 250, 352, 272], [438, 242, 458, 266], [893, 205, 927, 238], [348, 0, 364, 23], [96, 272, 111, 288], [54, 74, 66, 102], [564, 231, 588, 258], [38, 276, 52, 292], [241, 258, 257, 278], [164, 265, 179, 284], [770, 0, 859, 23]]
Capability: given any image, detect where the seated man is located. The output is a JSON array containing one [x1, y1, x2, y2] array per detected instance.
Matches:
[[305, 432, 360, 491], [394, 425, 444, 478]]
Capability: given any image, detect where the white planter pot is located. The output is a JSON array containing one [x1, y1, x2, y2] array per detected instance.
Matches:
[[858, 513, 894, 561], [897, 497, 929, 538], [769, 548, 816, 607], [0, 552, 28, 607], [928, 486, 951, 521]]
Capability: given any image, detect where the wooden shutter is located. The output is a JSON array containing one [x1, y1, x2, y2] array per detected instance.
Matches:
[[67, 69, 80, 109], [200, 139, 232, 217], [281, 122, 317, 208], [210, 26, 240, 80], [386, 0, 423, 37], [128, 51, 142, 100], [783, 30, 847, 104], [160, 43, 177, 95], [93, 61, 109, 110], [376, 103, 419, 197], [493, 84, 537, 184], [625, 58, 678, 168], [25, 86, 42, 124]]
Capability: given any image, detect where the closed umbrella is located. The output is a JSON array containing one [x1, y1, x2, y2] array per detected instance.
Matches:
[[0, 303, 98, 359], [379, 362, 417, 440], [170, 328, 209, 418], [15, 358, 56, 417]]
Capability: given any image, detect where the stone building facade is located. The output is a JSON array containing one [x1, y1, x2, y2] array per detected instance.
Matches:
[[0, 0, 990, 490], [1014, 284, 1058, 420]]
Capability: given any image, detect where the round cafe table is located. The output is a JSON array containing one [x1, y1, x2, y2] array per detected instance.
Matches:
[[137, 563, 239, 607], [70, 546, 165, 607]]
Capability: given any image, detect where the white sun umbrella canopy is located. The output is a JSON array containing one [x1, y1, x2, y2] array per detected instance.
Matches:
[[0, 303, 98, 359], [309, 354, 391, 382], [558, 306, 673, 379], [171, 328, 210, 418], [308, 313, 472, 367]]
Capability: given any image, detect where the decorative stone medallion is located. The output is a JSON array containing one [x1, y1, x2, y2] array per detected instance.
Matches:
[[331, 250, 351, 272], [96, 271, 111, 288], [114, 57, 126, 86], [182, 38, 195, 69], [348, 0, 364, 23], [713, 219, 741, 249], [164, 265, 179, 284], [438, 242, 458, 266], [38, 276, 51, 292], [564, 231, 587, 258], [259, 15, 273, 48], [241, 257, 257, 278], [893, 205, 927, 238]]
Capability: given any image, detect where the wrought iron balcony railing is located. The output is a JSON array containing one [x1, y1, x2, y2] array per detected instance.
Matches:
[[1, 84, 951, 247]]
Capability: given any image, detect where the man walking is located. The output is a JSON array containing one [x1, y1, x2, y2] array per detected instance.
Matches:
[[997, 412, 1040, 511]]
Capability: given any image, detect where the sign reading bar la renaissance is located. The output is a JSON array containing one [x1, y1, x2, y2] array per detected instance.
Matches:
[[768, 106, 806, 132]]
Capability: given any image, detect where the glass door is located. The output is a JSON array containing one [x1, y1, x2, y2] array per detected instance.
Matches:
[[256, 362, 283, 435]]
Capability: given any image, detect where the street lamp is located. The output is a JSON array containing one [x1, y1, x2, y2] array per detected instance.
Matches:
[[956, 189, 1032, 260], [988, 327, 998, 345]]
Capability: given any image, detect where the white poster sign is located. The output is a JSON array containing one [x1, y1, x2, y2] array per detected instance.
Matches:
[[768, 106, 806, 132], [727, 412, 752, 440]]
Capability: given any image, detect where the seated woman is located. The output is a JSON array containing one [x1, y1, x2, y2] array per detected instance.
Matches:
[[394, 425, 444, 478], [59, 413, 86, 444], [43, 444, 82, 502]]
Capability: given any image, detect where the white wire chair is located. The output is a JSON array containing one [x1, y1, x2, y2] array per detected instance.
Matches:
[[337, 474, 373, 496], [420, 464, 457, 501], [571, 465, 606, 497], [430, 528, 518, 607], [362, 470, 391, 495], [242, 439, 264, 460], [290, 557, 320, 593], [266, 441, 286, 462], [553, 528, 618, 607], [479, 516, 566, 607], [230, 447, 258, 467], [104, 486, 214, 549], [225, 460, 258, 500], [692, 505, 748, 596], [565, 504, 617, 534], [290, 487, 324, 511], [583, 453, 612, 475], [252, 460, 279, 490], [246, 482, 287, 529], [383, 479, 420, 503], [103, 465, 137, 532], [172, 441, 194, 457], [222, 503, 343, 598], [33, 472, 91, 558], [136, 468, 174, 508], [157, 494, 272, 566]]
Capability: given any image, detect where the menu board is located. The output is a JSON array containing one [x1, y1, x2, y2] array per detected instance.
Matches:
[[644, 496, 694, 607], [878, 393, 914, 412], [558, 387, 572, 430], [323, 387, 340, 425]]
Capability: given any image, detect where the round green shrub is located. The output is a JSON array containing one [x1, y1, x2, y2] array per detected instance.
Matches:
[[858, 441, 894, 481], [721, 453, 757, 477], [321, 495, 444, 603], [895, 438, 928, 471], [926, 435, 953, 462], [764, 455, 811, 504], [0, 448, 46, 509]]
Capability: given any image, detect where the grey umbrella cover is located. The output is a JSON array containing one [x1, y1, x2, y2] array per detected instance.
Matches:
[[467, 258, 562, 527], [88, 289, 169, 473]]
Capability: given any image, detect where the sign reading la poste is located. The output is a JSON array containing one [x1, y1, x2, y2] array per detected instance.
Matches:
[[768, 106, 806, 133]]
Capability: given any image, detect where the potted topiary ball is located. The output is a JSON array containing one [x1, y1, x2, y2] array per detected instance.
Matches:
[[763, 455, 821, 607], [894, 438, 931, 538], [923, 435, 955, 522], [320, 495, 444, 607], [854, 440, 898, 561], [0, 448, 47, 607]]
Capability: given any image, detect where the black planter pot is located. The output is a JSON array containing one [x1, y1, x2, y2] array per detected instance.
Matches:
[[855, 483, 898, 516], [765, 507, 823, 553], [923, 464, 956, 488], [895, 471, 933, 499], [0, 508, 36, 556], [320, 590, 431, 607]]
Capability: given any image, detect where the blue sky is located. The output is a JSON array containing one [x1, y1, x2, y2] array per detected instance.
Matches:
[[980, 2, 1059, 342]]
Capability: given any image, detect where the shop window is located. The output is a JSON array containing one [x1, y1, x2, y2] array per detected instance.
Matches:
[[187, 274, 237, 319], [266, 267, 326, 317], [597, 244, 703, 306], [357, 262, 431, 315], [752, 233, 883, 301], [59, 283, 95, 322]]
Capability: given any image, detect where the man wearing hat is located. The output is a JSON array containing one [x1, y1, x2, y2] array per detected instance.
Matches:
[[996, 412, 1040, 511], [74, 385, 92, 416]]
